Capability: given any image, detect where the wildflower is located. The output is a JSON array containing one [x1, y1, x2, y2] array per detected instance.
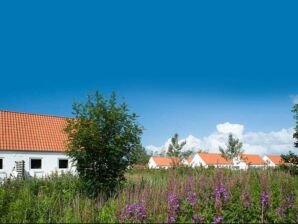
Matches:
[[192, 214, 197, 223], [241, 191, 251, 209], [120, 202, 146, 222], [168, 193, 179, 223], [212, 216, 223, 224], [285, 192, 294, 208], [198, 215, 205, 224], [215, 184, 228, 202], [188, 192, 197, 208], [214, 184, 228, 209], [261, 191, 270, 209], [276, 207, 285, 217]]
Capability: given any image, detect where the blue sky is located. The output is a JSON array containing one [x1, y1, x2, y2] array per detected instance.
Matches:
[[0, 1, 297, 150]]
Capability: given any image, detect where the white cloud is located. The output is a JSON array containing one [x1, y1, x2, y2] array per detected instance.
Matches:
[[216, 122, 244, 139], [146, 123, 295, 156]]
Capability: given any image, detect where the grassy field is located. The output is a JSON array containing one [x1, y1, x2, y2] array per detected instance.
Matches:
[[0, 168, 297, 223]]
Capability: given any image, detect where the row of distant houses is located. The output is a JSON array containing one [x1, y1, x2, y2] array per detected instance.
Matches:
[[148, 153, 283, 169], [0, 110, 286, 180]]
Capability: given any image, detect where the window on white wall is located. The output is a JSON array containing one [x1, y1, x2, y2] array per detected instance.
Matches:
[[30, 159, 42, 169], [58, 159, 68, 169], [0, 159, 3, 169]]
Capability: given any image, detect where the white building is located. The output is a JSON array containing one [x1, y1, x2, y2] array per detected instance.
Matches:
[[233, 154, 266, 170], [0, 110, 75, 180], [191, 153, 233, 168], [262, 155, 283, 167], [181, 156, 193, 166], [148, 156, 180, 169]]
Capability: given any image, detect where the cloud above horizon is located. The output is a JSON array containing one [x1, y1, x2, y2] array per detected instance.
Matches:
[[146, 122, 295, 156]]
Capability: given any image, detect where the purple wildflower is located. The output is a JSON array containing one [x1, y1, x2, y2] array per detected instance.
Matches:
[[198, 216, 205, 224], [168, 193, 179, 223], [241, 191, 251, 209], [215, 184, 228, 209], [192, 214, 198, 223], [120, 202, 146, 222], [188, 192, 197, 208], [212, 216, 223, 224], [276, 207, 285, 217], [261, 191, 270, 209], [285, 192, 294, 208]]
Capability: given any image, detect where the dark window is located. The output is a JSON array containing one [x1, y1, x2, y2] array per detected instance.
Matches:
[[31, 159, 42, 169], [59, 159, 68, 169], [0, 159, 3, 169]]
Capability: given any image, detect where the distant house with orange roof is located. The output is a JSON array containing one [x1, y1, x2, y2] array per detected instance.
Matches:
[[191, 153, 233, 168], [234, 154, 266, 169], [0, 110, 75, 179], [262, 155, 283, 167], [181, 156, 193, 166], [148, 156, 180, 169]]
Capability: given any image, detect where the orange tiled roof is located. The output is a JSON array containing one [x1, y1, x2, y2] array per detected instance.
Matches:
[[187, 156, 193, 164], [241, 154, 265, 165], [0, 110, 68, 152], [198, 153, 232, 165], [152, 156, 180, 166], [267, 155, 283, 165]]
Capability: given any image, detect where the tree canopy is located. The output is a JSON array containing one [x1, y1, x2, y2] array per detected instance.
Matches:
[[219, 134, 243, 160], [65, 91, 143, 197], [167, 133, 186, 161]]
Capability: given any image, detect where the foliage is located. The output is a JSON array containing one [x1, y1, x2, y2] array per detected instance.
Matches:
[[281, 151, 298, 165], [219, 134, 244, 160], [280, 151, 298, 175], [1, 169, 298, 223], [167, 133, 186, 160], [181, 150, 193, 159], [65, 91, 143, 197], [130, 145, 150, 165], [293, 104, 298, 148]]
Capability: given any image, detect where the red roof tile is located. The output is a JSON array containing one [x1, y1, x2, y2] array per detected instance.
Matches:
[[0, 110, 68, 152], [187, 156, 193, 164], [198, 153, 232, 165], [267, 155, 283, 165], [152, 156, 180, 166], [241, 154, 265, 165]]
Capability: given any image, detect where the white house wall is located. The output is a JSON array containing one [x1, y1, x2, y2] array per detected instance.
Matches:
[[191, 154, 207, 168], [262, 156, 276, 167], [148, 157, 157, 169], [0, 151, 75, 180]]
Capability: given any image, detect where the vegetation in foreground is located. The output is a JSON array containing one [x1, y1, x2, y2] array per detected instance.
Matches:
[[0, 168, 298, 223]]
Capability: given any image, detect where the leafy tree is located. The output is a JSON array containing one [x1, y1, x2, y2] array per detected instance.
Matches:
[[65, 91, 143, 197], [130, 145, 150, 165], [280, 151, 298, 175], [181, 150, 193, 159], [293, 104, 298, 148], [281, 151, 298, 165], [167, 133, 186, 161], [219, 134, 243, 160]]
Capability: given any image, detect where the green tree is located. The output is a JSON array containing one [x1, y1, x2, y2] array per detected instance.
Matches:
[[65, 91, 143, 197], [293, 104, 298, 148], [219, 134, 243, 160], [130, 145, 150, 165], [167, 133, 186, 160], [281, 151, 298, 165], [280, 151, 298, 175], [181, 150, 193, 159]]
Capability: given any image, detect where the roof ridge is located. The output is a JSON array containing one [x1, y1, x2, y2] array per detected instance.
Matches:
[[242, 154, 261, 156], [0, 110, 70, 119]]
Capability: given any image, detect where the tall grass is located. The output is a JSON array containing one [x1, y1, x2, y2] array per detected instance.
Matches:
[[0, 168, 297, 223]]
